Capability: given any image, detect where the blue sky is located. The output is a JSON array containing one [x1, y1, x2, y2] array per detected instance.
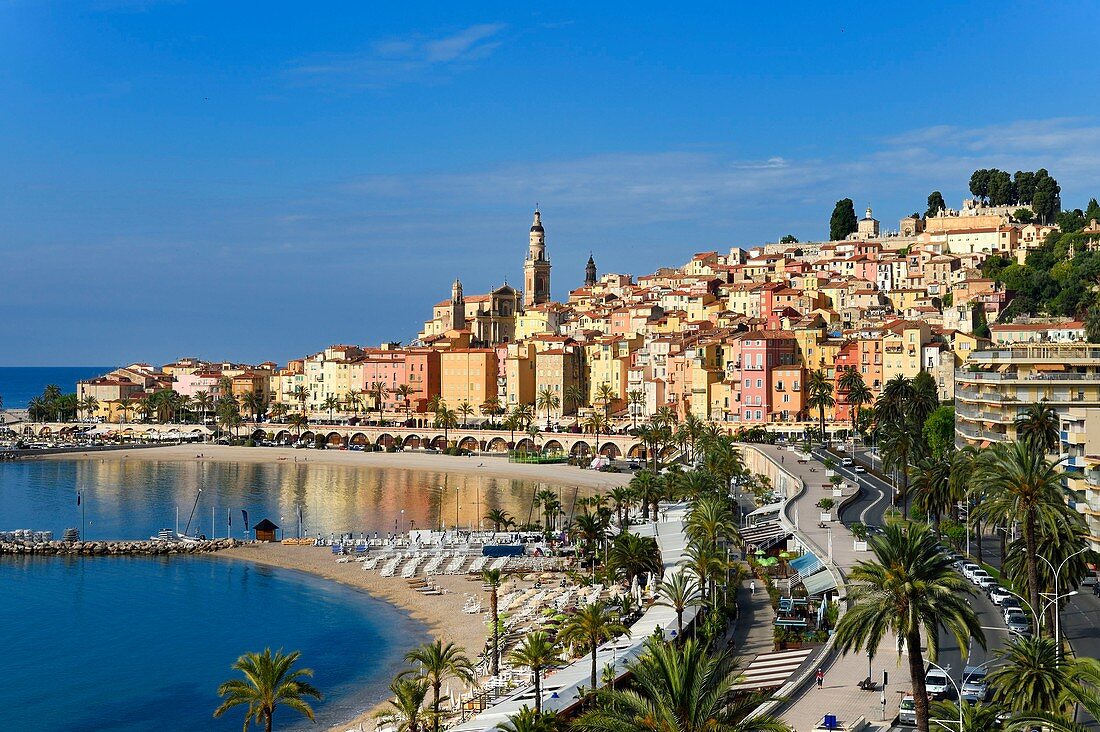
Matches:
[[4, 1, 1100, 365]]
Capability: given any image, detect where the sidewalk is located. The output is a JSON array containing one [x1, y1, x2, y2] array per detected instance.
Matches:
[[747, 444, 903, 731], [729, 575, 777, 660]]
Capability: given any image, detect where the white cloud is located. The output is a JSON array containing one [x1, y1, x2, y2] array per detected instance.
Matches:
[[287, 23, 506, 90]]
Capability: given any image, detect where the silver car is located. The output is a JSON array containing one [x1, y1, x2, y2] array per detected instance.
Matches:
[[1007, 615, 1031, 637], [960, 666, 988, 703]]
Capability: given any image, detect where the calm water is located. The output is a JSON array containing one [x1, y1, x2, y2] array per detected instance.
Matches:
[[0, 458, 572, 731], [0, 366, 114, 408], [0, 457, 566, 539], [0, 554, 423, 731]]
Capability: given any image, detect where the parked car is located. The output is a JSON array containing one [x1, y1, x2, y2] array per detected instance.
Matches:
[[898, 694, 917, 725], [961, 562, 980, 580], [989, 586, 1013, 605], [970, 569, 991, 587], [1000, 596, 1022, 614], [978, 575, 998, 592], [925, 669, 952, 699], [1004, 607, 1028, 626], [960, 666, 989, 703]]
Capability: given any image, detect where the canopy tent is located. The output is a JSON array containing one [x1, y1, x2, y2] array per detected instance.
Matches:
[[802, 568, 838, 596], [789, 551, 822, 576]]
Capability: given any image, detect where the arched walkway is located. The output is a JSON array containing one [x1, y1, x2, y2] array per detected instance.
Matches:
[[570, 440, 591, 457], [543, 439, 564, 453], [487, 436, 509, 452], [402, 434, 421, 449], [350, 432, 369, 446], [599, 442, 622, 458], [458, 436, 479, 451]]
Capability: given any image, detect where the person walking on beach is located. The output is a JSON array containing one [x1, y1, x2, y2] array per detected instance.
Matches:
[[750, 579, 756, 595], [816, 668, 824, 689]]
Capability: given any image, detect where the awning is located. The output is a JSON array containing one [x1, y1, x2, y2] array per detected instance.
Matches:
[[789, 552, 822, 575], [802, 569, 838, 596], [1034, 364, 1065, 372], [740, 522, 786, 546], [747, 502, 783, 518]]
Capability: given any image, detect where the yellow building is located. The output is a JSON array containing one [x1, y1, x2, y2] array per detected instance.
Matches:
[[503, 342, 537, 410], [440, 349, 499, 413], [881, 320, 931, 382]]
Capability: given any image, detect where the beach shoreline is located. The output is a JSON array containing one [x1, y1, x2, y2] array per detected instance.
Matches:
[[39, 444, 629, 731]]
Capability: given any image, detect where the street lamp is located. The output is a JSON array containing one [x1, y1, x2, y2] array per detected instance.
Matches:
[[1038, 547, 1087, 662], [925, 660, 963, 732]]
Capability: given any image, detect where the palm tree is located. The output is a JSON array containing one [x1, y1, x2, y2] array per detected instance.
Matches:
[[928, 700, 1005, 732], [457, 400, 475, 428], [573, 638, 790, 732], [684, 542, 725, 603], [657, 573, 701, 636], [526, 424, 542, 452], [833, 523, 984, 732], [676, 412, 706, 464], [368, 381, 388, 424], [806, 368, 834, 445], [630, 469, 664, 522], [321, 395, 340, 422], [402, 640, 476, 732], [192, 390, 213, 424], [609, 531, 662, 589], [396, 384, 415, 424], [287, 413, 308, 439], [435, 407, 458, 446], [498, 707, 560, 732], [483, 568, 503, 676], [875, 374, 915, 430], [838, 367, 872, 442], [377, 676, 430, 732], [582, 413, 608, 458], [988, 635, 1071, 715], [572, 511, 609, 572], [1009, 656, 1100, 732], [608, 486, 634, 528], [242, 390, 267, 423], [502, 414, 521, 448], [595, 383, 616, 419], [480, 396, 502, 423], [289, 385, 309, 418], [213, 648, 321, 732], [626, 389, 646, 429], [79, 395, 99, 421], [879, 421, 918, 509], [534, 489, 560, 532], [1014, 401, 1060, 453], [909, 451, 954, 534], [564, 383, 586, 416], [509, 632, 561, 713], [268, 402, 288, 423], [974, 440, 1072, 628], [559, 602, 629, 691], [484, 508, 514, 533], [117, 396, 134, 424], [687, 494, 739, 548], [344, 389, 363, 418], [536, 386, 560, 429]]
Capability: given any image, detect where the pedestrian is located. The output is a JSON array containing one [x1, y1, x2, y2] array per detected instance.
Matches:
[[816, 668, 824, 689], [750, 579, 756, 595]]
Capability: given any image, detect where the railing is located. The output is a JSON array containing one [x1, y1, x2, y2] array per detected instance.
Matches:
[[956, 370, 1100, 382]]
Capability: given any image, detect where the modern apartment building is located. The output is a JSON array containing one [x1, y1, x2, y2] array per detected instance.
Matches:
[[956, 343, 1100, 550]]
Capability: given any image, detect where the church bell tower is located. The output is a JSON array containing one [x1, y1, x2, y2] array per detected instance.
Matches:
[[523, 208, 551, 308]]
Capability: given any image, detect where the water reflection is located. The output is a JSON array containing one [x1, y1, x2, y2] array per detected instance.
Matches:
[[1, 458, 589, 540]]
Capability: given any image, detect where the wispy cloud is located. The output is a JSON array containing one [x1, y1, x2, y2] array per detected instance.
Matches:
[[287, 23, 506, 90]]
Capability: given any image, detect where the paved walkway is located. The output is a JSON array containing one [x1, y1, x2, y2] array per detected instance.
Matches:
[[729, 575, 777, 659], [746, 444, 903, 731]]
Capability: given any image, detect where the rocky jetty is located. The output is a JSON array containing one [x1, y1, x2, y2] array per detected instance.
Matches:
[[0, 538, 242, 556]]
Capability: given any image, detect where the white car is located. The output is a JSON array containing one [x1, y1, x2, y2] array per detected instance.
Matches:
[[977, 575, 998, 591], [841, 457, 854, 467], [925, 669, 952, 699], [989, 586, 1013, 605], [1004, 606, 1027, 624], [960, 562, 979, 579], [854, 464, 866, 473], [899, 694, 917, 725], [970, 569, 991, 587]]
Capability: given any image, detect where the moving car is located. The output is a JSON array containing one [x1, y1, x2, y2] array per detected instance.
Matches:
[[841, 457, 854, 467], [898, 694, 917, 725], [854, 464, 866, 473], [960, 666, 989, 703], [925, 668, 952, 699]]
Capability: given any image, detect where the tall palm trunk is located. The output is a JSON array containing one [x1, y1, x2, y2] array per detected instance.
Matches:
[[265, 711, 273, 732], [590, 644, 598, 690], [1025, 509, 1041, 636], [432, 680, 441, 732], [906, 629, 930, 732], [533, 668, 542, 713], [490, 588, 500, 675]]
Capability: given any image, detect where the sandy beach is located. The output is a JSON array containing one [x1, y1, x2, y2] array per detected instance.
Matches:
[[42, 443, 629, 731]]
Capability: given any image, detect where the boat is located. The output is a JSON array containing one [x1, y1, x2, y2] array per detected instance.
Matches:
[[150, 489, 204, 542]]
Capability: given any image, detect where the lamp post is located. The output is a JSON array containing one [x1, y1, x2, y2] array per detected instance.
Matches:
[[1038, 547, 1087, 662], [925, 660, 962, 732]]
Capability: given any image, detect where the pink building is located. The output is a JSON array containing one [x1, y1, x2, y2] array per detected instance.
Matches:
[[737, 331, 798, 423], [173, 371, 224, 399]]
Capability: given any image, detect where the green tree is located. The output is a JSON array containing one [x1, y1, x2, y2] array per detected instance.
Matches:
[[969, 169, 992, 202], [608, 531, 662, 589], [595, 383, 616, 419], [483, 568, 504, 676], [457, 400, 475, 428], [564, 384, 586, 415], [560, 602, 630, 692], [377, 677, 430, 732], [974, 441, 1073, 625], [779, 234, 798, 244], [498, 707, 561, 732], [1014, 402, 1059, 453], [573, 638, 790, 732], [321, 395, 340, 422], [829, 198, 858, 241], [368, 381, 388, 425], [213, 648, 321, 732], [484, 508, 514, 532], [395, 383, 414, 423], [925, 191, 946, 218], [536, 387, 560, 428], [806, 369, 834, 445], [923, 405, 955, 458], [988, 636, 1071, 715], [833, 523, 984, 732], [509, 632, 561, 714], [657, 572, 701, 636], [402, 640, 476, 732], [838, 367, 872, 442], [1032, 169, 1061, 223], [928, 700, 1004, 732]]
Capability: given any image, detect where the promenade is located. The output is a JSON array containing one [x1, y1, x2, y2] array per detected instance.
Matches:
[[747, 444, 903, 732]]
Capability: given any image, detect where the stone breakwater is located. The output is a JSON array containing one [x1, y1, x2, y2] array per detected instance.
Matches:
[[0, 538, 243, 556]]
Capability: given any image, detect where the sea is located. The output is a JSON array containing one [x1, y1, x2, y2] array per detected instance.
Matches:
[[0, 365, 115, 408], [0, 367, 561, 730]]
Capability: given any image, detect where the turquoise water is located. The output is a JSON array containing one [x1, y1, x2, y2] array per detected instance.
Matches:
[[0, 366, 114, 408], [0, 554, 424, 731]]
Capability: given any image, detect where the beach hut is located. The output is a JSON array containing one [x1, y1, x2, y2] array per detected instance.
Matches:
[[254, 519, 279, 542]]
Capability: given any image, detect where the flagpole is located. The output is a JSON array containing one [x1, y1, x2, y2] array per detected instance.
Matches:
[[80, 489, 86, 541]]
